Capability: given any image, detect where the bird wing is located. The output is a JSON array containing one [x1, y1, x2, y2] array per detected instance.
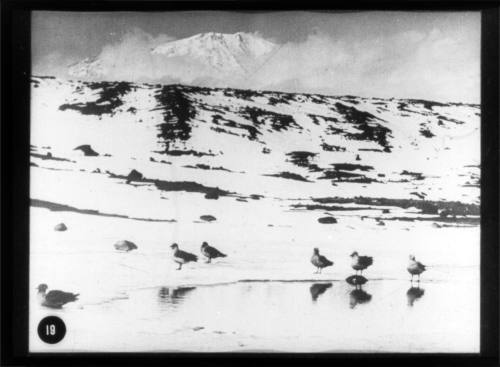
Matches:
[[318, 255, 333, 266], [416, 261, 426, 270], [207, 246, 226, 258], [178, 250, 198, 262], [46, 290, 79, 304], [360, 256, 373, 266]]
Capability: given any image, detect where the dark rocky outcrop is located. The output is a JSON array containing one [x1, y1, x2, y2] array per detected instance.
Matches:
[[318, 216, 337, 224], [74, 145, 99, 156], [59, 81, 132, 115], [126, 169, 143, 183]]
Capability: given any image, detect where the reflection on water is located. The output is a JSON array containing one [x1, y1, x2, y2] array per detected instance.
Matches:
[[349, 287, 372, 309], [407, 286, 425, 307], [41, 275, 477, 353], [346, 275, 372, 309], [158, 286, 196, 308], [309, 283, 332, 302], [345, 275, 368, 287]]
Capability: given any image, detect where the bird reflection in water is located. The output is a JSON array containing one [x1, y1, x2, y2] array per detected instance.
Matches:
[[158, 286, 196, 308], [345, 275, 372, 309], [406, 286, 425, 307], [309, 283, 332, 302], [349, 287, 372, 309]]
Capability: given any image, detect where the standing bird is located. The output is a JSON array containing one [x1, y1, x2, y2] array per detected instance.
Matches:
[[350, 251, 373, 275], [170, 243, 198, 270], [36, 284, 79, 309], [407, 255, 426, 282], [200, 242, 227, 263], [311, 248, 334, 274]]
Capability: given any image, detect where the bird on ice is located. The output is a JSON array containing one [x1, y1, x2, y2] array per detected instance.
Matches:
[[36, 284, 79, 309], [170, 243, 198, 270], [350, 251, 373, 275], [311, 248, 334, 274], [407, 254, 426, 282], [200, 242, 226, 263]]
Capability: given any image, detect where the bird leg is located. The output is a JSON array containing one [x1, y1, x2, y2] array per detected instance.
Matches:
[[177, 263, 182, 271]]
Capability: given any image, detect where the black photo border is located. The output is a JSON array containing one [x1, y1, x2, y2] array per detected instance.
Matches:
[[1, 1, 499, 366]]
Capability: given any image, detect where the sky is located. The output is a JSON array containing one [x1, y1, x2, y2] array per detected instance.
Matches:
[[32, 11, 481, 103]]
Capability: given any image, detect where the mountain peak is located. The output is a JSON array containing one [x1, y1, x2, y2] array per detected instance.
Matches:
[[67, 31, 277, 82], [151, 32, 276, 74]]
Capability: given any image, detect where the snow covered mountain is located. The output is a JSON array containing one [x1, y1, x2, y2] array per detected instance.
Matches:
[[152, 32, 276, 75], [68, 57, 106, 79], [67, 32, 277, 82]]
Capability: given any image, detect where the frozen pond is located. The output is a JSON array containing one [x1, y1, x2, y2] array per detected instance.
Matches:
[[30, 272, 478, 353], [29, 207, 480, 353]]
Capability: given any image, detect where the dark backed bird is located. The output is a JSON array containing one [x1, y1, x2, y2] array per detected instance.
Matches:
[[350, 251, 373, 275], [171, 243, 198, 270], [36, 284, 79, 309], [407, 255, 426, 282], [311, 248, 334, 274], [200, 242, 226, 263]]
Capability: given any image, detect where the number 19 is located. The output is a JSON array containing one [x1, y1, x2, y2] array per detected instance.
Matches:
[[46, 324, 56, 335]]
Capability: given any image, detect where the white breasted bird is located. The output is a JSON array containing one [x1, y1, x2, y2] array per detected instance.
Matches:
[[311, 248, 334, 274], [200, 242, 226, 263], [36, 284, 79, 309], [350, 251, 373, 275], [171, 243, 198, 270], [407, 255, 426, 282]]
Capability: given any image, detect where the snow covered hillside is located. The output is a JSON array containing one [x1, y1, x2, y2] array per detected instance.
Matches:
[[31, 75, 480, 218]]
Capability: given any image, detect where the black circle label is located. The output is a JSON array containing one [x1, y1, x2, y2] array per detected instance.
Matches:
[[37, 316, 66, 344]]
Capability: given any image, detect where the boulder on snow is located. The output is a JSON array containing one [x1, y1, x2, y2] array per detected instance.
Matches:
[[114, 240, 138, 252], [318, 216, 337, 224], [200, 215, 217, 222], [74, 144, 99, 156], [54, 223, 67, 231], [126, 169, 143, 183]]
